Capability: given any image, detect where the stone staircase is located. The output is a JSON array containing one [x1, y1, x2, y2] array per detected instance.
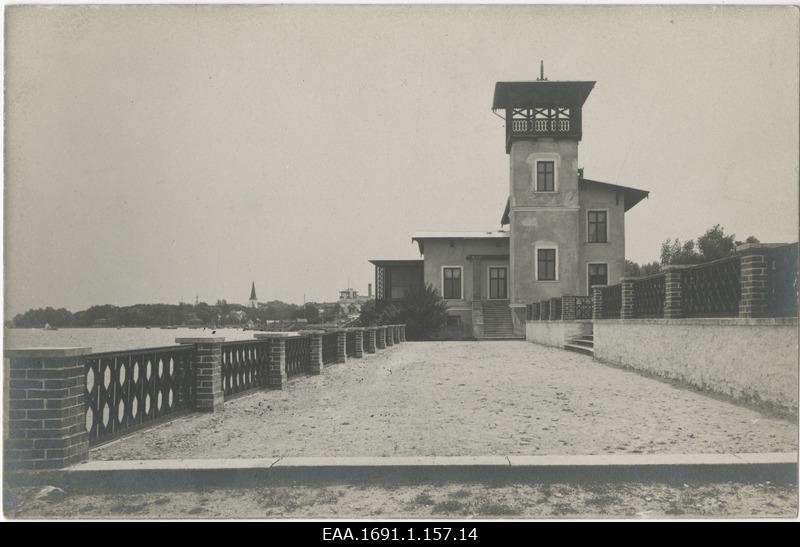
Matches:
[[478, 300, 524, 340], [564, 333, 594, 356]]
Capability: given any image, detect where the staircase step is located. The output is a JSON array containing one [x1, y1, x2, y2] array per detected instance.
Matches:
[[564, 343, 594, 356], [572, 339, 594, 348]]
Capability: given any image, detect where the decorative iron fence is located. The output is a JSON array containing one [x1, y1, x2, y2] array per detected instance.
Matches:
[[220, 340, 271, 399], [322, 332, 338, 364], [767, 243, 799, 318], [549, 298, 561, 320], [600, 284, 622, 318], [285, 336, 311, 377], [345, 331, 356, 357], [575, 296, 593, 319], [541, 300, 550, 320], [682, 256, 740, 318], [84, 345, 194, 446], [633, 274, 665, 318]]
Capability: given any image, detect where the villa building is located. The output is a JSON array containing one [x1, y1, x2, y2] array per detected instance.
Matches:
[[370, 74, 649, 339]]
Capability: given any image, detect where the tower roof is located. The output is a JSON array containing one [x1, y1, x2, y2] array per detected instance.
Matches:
[[492, 81, 596, 110], [250, 281, 257, 301]]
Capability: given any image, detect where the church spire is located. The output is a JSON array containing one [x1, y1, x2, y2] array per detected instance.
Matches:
[[249, 281, 258, 308]]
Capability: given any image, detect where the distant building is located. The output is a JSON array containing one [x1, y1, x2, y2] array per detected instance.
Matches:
[[337, 286, 371, 315], [249, 281, 258, 309]]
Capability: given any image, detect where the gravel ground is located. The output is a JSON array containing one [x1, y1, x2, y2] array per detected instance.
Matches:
[[6, 480, 797, 519], [92, 341, 798, 460]]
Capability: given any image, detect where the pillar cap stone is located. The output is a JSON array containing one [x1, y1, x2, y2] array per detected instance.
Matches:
[[254, 332, 298, 339], [5, 347, 93, 358], [175, 337, 225, 344], [736, 243, 783, 254]]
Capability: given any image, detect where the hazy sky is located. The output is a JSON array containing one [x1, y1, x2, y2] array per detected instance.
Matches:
[[4, 4, 798, 315]]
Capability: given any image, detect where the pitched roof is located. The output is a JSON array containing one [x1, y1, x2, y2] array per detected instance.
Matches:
[[499, 178, 650, 225], [249, 281, 257, 301], [492, 81, 596, 110], [411, 231, 510, 240]]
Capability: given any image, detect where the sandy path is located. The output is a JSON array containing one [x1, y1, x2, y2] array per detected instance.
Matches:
[[92, 341, 797, 460]]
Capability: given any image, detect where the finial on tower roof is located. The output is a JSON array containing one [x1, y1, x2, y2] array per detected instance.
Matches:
[[537, 60, 548, 81]]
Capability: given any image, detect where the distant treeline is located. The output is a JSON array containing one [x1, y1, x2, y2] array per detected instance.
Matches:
[[7, 300, 330, 329]]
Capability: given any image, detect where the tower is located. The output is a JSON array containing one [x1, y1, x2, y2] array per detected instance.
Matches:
[[492, 69, 595, 308], [249, 281, 258, 308]]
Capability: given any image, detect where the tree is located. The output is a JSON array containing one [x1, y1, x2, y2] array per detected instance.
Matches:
[[358, 300, 379, 326], [302, 303, 320, 324], [660, 225, 760, 266], [391, 283, 448, 341], [697, 224, 736, 261], [624, 259, 661, 277], [660, 238, 703, 265]]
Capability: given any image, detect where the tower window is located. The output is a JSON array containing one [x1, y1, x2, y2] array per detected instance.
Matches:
[[442, 267, 462, 299], [537, 248, 557, 281], [536, 161, 555, 192], [588, 210, 608, 243]]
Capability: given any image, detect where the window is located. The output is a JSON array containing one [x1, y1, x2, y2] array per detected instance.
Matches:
[[489, 267, 508, 299], [442, 267, 462, 299], [588, 210, 608, 243], [536, 161, 555, 192], [537, 249, 557, 281], [446, 315, 462, 328], [588, 263, 608, 289]]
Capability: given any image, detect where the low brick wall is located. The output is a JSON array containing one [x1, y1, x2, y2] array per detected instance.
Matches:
[[593, 318, 799, 414], [526, 320, 592, 348]]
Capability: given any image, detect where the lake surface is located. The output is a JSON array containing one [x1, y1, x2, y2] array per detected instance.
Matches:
[[3, 327, 264, 353]]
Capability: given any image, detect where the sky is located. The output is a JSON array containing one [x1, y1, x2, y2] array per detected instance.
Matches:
[[3, 4, 798, 315]]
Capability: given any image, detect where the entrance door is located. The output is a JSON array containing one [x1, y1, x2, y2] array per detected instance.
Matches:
[[489, 267, 508, 299]]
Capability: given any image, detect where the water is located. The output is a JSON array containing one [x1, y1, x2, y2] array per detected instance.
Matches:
[[3, 327, 264, 354]]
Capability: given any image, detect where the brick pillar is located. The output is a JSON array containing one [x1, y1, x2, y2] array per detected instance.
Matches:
[[301, 330, 324, 374], [353, 328, 364, 358], [561, 295, 576, 321], [737, 244, 770, 318], [592, 286, 605, 320], [620, 278, 635, 320], [663, 266, 687, 319], [336, 330, 347, 363], [386, 325, 395, 346], [5, 347, 92, 470], [255, 333, 291, 389], [376, 326, 387, 349], [364, 327, 377, 353], [176, 336, 225, 412]]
